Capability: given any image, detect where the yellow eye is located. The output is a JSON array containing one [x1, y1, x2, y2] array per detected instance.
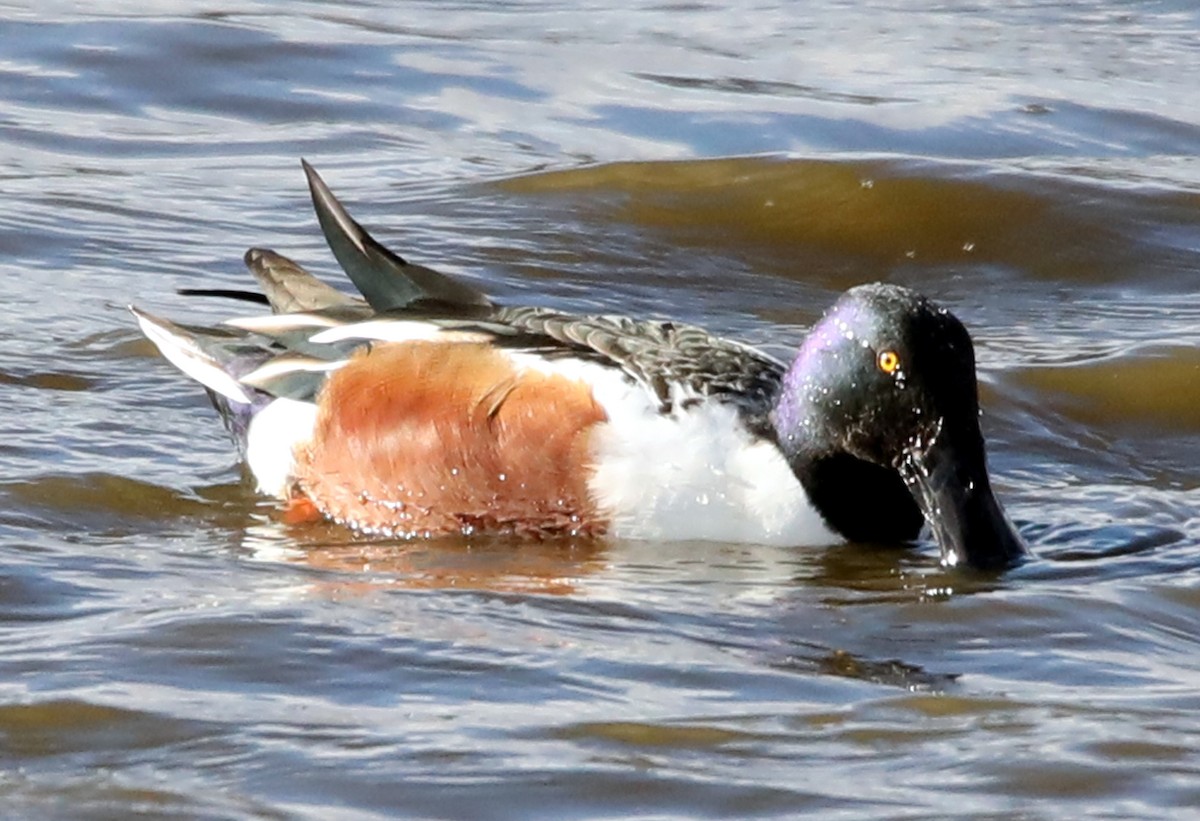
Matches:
[[877, 350, 901, 374]]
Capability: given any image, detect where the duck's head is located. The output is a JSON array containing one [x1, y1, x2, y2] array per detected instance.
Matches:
[[772, 283, 1026, 570]]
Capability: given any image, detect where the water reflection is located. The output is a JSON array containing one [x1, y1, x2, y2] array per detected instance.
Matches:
[[1015, 345, 1200, 433], [239, 519, 610, 596], [501, 156, 1159, 285], [776, 645, 960, 693]]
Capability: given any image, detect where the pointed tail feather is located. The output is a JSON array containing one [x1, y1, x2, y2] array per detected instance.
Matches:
[[301, 159, 492, 312], [243, 247, 363, 314], [130, 306, 254, 405]]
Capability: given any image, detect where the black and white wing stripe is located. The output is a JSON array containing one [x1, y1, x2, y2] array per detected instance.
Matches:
[[490, 306, 787, 419]]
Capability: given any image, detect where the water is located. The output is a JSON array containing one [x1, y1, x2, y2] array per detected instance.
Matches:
[[2, 1, 1199, 817]]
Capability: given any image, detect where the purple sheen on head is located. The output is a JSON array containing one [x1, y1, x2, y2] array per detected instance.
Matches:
[[791, 299, 873, 378], [775, 298, 872, 435]]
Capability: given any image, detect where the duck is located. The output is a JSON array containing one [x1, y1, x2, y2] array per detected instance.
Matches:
[[132, 160, 1027, 570]]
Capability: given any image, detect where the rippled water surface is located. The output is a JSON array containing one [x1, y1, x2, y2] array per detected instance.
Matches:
[[3, 2, 1200, 818]]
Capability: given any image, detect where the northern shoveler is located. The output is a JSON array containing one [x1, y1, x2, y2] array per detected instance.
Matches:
[[132, 161, 1027, 570]]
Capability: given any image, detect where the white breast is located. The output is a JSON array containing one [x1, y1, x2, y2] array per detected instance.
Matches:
[[510, 352, 840, 547], [588, 399, 839, 547]]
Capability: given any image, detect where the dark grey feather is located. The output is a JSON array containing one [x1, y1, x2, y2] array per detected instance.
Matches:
[[243, 247, 367, 315], [487, 306, 787, 421], [302, 160, 493, 313]]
